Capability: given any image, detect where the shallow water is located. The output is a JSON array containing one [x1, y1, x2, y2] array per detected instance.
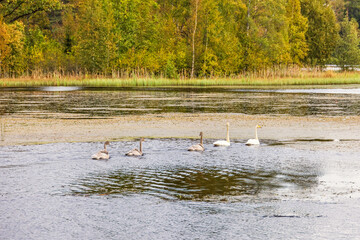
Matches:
[[1, 139, 360, 239], [1, 87, 360, 118]]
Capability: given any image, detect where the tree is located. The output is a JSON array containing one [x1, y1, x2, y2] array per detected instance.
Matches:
[[330, 0, 346, 21], [286, 0, 308, 65], [301, 0, 339, 66], [244, 0, 291, 70], [0, 18, 10, 76], [0, 0, 62, 24], [112, 0, 161, 74], [191, 0, 199, 78], [197, 0, 245, 76], [74, 0, 118, 74], [0, 18, 25, 76], [333, 13, 360, 70], [345, 0, 360, 25]]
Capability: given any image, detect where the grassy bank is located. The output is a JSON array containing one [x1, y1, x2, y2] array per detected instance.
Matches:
[[1, 72, 360, 87]]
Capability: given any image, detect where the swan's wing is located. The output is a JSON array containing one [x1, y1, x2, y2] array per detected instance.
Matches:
[[92, 151, 109, 159], [188, 144, 204, 151], [126, 148, 141, 156]]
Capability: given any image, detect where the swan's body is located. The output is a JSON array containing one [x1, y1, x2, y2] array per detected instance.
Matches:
[[213, 122, 230, 147], [246, 125, 262, 145], [245, 138, 260, 145], [188, 132, 205, 151], [92, 141, 110, 159], [213, 140, 230, 147], [126, 138, 144, 156]]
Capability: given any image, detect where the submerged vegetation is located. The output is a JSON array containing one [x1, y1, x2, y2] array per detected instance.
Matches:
[[1, 0, 360, 82]]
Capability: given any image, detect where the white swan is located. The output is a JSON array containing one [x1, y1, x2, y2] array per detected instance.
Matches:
[[188, 132, 205, 151], [213, 122, 230, 147], [126, 138, 144, 156], [246, 125, 262, 145], [91, 141, 110, 159]]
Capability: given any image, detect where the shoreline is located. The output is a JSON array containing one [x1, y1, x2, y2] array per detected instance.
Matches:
[[1, 113, 360, 148]]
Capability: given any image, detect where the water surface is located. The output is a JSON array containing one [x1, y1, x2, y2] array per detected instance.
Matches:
[[1, 87, 360, 118], [1, 86, 360, 239], [1, 139, 360, 239]]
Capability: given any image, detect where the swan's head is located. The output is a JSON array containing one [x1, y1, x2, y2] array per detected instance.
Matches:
[[140, 138, 145, 142], [104, 141, 110, 146], [256, 125, 262, 128], [226, 122, 230, 127], [199, 132, 203, 136]]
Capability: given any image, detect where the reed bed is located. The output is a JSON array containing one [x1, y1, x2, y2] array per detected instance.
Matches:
[[1, 71, 360, 87]]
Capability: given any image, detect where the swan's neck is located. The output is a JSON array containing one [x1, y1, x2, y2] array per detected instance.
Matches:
[[226, 125, 230, 142], [255, 127, 258, 140], [104, 144, 107, 150], [200, 134, 203, 145], [139, 140, 143, 153]]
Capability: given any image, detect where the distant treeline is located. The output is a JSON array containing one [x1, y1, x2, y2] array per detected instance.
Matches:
[[1, 0, 360, 78]]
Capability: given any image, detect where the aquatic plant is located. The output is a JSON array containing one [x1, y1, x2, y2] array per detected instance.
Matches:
[[1, 71, 360, 87]]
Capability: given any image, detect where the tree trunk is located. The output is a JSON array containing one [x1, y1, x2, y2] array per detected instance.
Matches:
[[247, 0, 251, 32], [191, 0, 199, 79]]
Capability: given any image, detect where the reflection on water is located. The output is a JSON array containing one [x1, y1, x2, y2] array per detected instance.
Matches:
[[1, 87, 360, 118], [70, 167, 317, 201]]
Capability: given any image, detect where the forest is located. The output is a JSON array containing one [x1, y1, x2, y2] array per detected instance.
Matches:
[[1, 0, 360, 79]]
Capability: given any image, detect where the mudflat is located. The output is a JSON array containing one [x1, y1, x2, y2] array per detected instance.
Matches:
[[1, 113, 359, 149]]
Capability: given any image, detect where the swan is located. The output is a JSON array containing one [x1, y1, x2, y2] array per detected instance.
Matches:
[[188, 132, 205, 151], [213, 122, 230, 147], [126, 138, 144, 156], [246, 125, 262, 145], [91, 141, 110, 159]]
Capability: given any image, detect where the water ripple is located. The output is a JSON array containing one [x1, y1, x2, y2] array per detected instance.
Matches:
[[67, 166, 318, 201]]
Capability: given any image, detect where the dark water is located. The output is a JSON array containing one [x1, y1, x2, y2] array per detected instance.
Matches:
[[1, 139, 360, 239], [1, 86, 360, 118]]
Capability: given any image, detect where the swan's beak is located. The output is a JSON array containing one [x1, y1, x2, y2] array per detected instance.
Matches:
[[257, 125, 262, 128]]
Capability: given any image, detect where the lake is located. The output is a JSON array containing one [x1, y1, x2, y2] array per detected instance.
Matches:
[[1, 86, 360, 239]]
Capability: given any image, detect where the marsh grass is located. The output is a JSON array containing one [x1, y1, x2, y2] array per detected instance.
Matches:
[[1, 71, 360, 87]]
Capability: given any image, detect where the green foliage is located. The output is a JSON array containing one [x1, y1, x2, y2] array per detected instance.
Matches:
[[286, 0, 308, 65], [301, 0, 339, 66], [74, 0, 118, 73], [0, 0, 359, 78], [345, 0, 360, 25], [333, 14, 360, 70], [244, 0, 291, 70], [164, 60, 179, 79]]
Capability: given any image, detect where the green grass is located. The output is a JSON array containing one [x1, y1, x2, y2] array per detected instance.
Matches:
[[1, 73, 360, 87]]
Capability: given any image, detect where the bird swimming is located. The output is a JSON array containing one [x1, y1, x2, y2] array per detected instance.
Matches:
[[213, 122, 230, 147], [246, 125, 262, 145], [126, 138, 144, 156], [91, 141, 110, 160], [188, 132, 205, 151]]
